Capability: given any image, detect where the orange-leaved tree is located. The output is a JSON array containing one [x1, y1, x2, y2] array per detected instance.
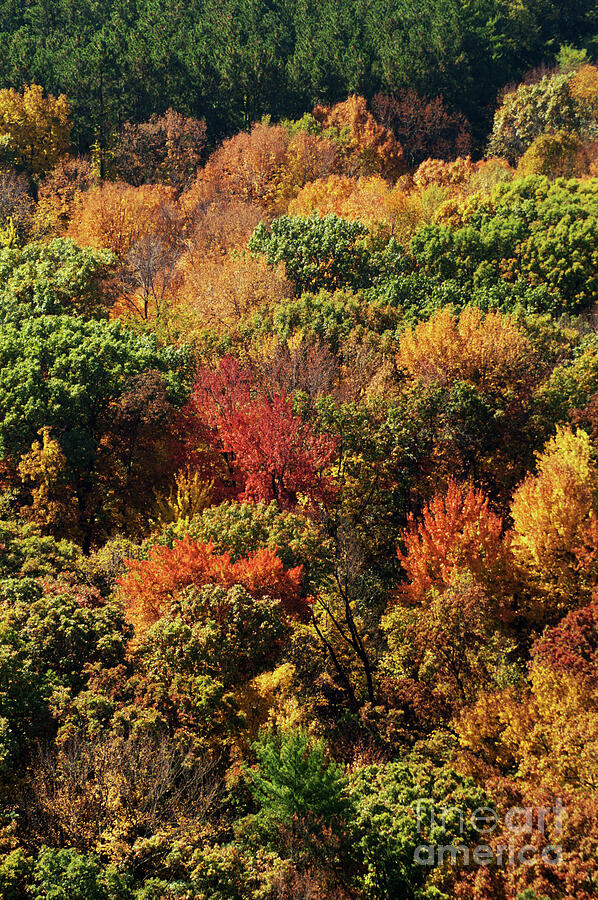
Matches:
[[312, 95, 405, 179], [174, 249, 291, 332], [117, 535, 307, 632], [397, 479, 508, 604], [197, 121, 289, 209], [68, 181, 184, 321]]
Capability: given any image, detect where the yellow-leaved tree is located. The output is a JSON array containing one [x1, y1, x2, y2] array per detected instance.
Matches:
[[398, 306, 534, 394], [510, 426, 598, 615], [0, 84, 71, 177]]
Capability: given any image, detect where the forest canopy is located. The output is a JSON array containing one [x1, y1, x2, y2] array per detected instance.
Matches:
[[0, 5, 598, 900]]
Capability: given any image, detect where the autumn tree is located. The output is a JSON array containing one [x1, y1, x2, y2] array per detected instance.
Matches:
[[31, 155, 93, 239], [17, 426, 78, 532], [569, 62, 598, 121], [456, 597, 598, 792], [396, 479, 508, 604], [451, 782, 598, 900], [187, 356, 337, 506], [180, 195, 264, 258], [289, 175, 363, 218], [517, 130, 590, 177], [382, 574, 515, 713], [398, 306, 535, 396], [273, 128, 339, 210], [94, 370, 189, 536], [68, 182, 184, 321], [0, 84, 71, 178], [412, 155, 477, 192], [111, 109, 206, 191], [175, 249, 291, 332], [197, 121, 289, 209], [312, 95, 405, 179], [534, 591, 598, 688], [117, 534, 305, 631], [0, 166, 33, 239], [169, 498, 332, 592], [510, 426, 598, 615], [288, 174, 426, 239], [371, 90, 472, 167]]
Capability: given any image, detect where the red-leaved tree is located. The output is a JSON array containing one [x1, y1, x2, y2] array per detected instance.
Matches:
[[533, 592, 598, 687], [186, 356, 338, 507]]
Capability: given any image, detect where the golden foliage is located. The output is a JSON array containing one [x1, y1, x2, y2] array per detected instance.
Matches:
[[273, 130, 339, 211], [175, 249, 291, 332], [521, 663, 598, 790], [569, 63, 598, 119], [68, 181, 184, 321], [289, 173, 444, 244], [155, 468, 213, 524], [517, 130, 590, 178], [455, 666, 598, 791], [398, 306, 534, 393], [288, 174, 386, 218], [0, 83, 71, 176], [68, 181, 180, 258], [31, 155, 93, 239], [414, 155, 516, 204], [413, 155, 477, 190], [510, 426, 597, 610], [18, 426, 78, 531]]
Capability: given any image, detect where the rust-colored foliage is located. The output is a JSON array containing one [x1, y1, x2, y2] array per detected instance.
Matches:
[[111, 108, 206, 191], [312, 94, 405, 179], [533, 592, 598, 687], [117, 535, 306, 631], [180, 196, 264, 257], [413, 155, 478, 190], [32, 155, 93, 238], [397, 479, 507, 604], [372, 90, 472, 167], [197, 121, 289, 208], [453, 782, 598, 900]]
